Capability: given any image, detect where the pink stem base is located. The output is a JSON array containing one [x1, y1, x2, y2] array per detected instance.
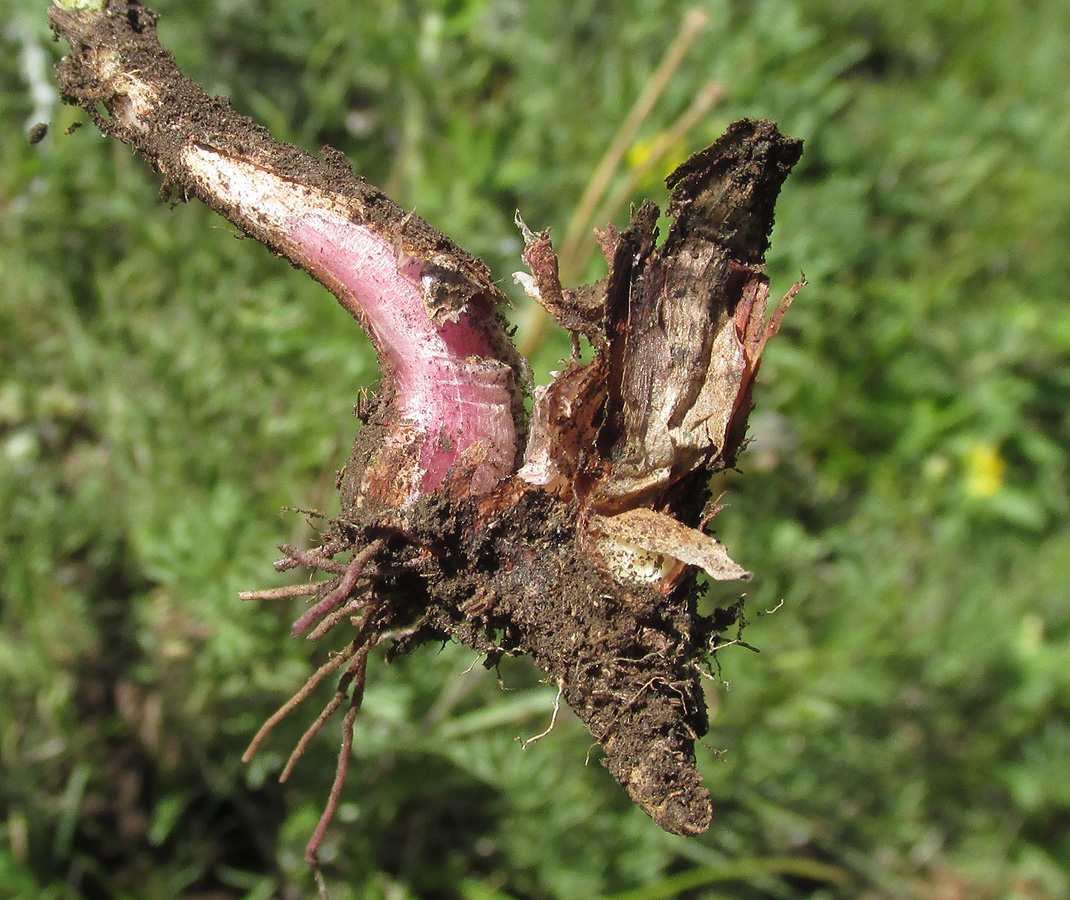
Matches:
[[289, 212, 517, 504]]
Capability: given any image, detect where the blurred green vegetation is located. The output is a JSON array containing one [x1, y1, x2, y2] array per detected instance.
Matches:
[[2, 0, 1068, 898]]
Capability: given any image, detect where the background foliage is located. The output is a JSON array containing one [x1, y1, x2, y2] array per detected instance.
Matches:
[[2, 0, 1069, 898]]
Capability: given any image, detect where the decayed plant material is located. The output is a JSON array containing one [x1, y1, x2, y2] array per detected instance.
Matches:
[[50, 0, 803, 888]]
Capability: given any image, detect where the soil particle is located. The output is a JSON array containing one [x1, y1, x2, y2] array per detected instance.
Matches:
[[365, 487, 715, 835]]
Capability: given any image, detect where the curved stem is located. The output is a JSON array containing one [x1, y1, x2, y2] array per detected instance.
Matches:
[[50, 0, 525, 508]]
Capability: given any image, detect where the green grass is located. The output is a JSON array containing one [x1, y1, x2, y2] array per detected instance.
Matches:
[[3, 0, 1069, 898]]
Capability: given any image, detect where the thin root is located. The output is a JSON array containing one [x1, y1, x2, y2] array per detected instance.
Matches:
[[281, 687, 349, 782], [282, 606, 380, 779], [275, 544, 351, 575], [305, 656, 372, 897], [279, 646, 367, 782], [292, 539, 386, 637], [241, 642, 359, 763], [517, 680, 564, 749], [239, 582, 321, 601], [307, 595, 375, 643]]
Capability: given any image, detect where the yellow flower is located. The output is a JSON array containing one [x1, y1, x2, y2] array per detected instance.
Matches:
[[963, 442, 1006, 498], [626, 134, 688, 183], [626, 135, 659, 171]]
